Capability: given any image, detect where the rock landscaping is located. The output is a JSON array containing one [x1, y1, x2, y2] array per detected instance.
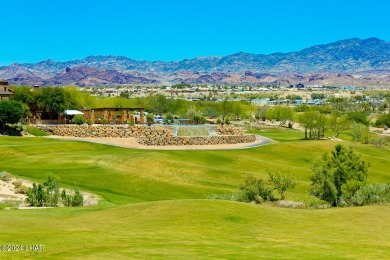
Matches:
[[36, 125, 256, 146]]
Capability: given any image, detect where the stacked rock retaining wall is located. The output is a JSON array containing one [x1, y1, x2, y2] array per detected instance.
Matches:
[[137, 135, 256, 146], [36, 125, 256, 146], [36, 125, 173, 138]]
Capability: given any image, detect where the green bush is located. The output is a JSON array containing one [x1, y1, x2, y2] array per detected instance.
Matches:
[[146, 113, 154, 126], [72, 189, 84, 207], [305, 198, 331, 209], [239, 173, 274, 203], [26, 175, 83, 207], [339, 183, 390, 206], [61, 188, 84, 207], [72, 115, 86, 125], [26, 183, 47, 207], [374, 114, 390, 127]]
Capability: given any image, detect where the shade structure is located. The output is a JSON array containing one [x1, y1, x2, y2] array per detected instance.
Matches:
[[64, 110, 84, 115]]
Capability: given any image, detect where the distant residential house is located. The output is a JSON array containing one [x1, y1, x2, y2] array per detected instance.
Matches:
[[0, 81, 13, 100]]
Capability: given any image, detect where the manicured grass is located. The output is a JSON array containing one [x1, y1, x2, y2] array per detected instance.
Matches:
[[25, 126, 49, 136], [0, 130, 389, 258], [1, 201, 390, 259]]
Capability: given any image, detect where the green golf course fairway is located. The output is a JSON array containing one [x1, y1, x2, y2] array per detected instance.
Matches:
[[1, 129, 389, 259]]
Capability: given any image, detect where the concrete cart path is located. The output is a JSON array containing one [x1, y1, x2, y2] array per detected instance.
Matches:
[[45, 135, 274, 151]]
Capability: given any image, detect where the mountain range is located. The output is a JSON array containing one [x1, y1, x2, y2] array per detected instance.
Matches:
[[1, 37, 390, 86]]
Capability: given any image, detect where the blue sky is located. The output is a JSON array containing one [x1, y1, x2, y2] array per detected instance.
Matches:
[[1, 0, 389, 65]]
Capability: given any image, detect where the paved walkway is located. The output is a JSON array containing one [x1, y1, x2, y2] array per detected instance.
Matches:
[[45, 135, 274, 151], [235, 135, 274, 149]]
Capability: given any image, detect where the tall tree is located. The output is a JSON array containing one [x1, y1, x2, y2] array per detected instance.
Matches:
[[0, 100, 27, 128], [329, 112, 350, 138], [36, 87, 77, 119], [218, 99, 234, 123], [267, 170, 296, 200], [299, 110, 326, 139]]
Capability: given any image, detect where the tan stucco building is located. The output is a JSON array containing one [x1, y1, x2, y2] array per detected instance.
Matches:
[[0, 81, 13, 100]]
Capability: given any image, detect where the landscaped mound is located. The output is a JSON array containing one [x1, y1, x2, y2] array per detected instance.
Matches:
[[36, 125, 256, 146]]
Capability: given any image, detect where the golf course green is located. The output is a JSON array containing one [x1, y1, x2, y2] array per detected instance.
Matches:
[[1, 128, 389, 259]]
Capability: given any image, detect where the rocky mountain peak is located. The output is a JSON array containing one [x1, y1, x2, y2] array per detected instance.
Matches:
[[1, 37, 389, 86]]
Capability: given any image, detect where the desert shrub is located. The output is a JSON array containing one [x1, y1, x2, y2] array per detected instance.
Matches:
[[339, 183, 390, 206], [61, 189, 72, 206], [207, 193, 244, 202], [12, 180, 22, 188], [277, 200, 306, 209], [72, 189, 84, 207], [26, 183, 47, 207], [374, 113, 390, 127], [311, 93, 325, 100], [369, 136, 390, 148], [26, 175, 83, 207], [239, 173, 274, 203], [44, 174, 60, 207], [61, 188, 84, 207], [305, 197, 331, 209], [15, 185, 28, 194], [12, 179, 28, 194], [197, 116, 206, 124], [294, 104, 311, 112], [0, 171, 12, 182]]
